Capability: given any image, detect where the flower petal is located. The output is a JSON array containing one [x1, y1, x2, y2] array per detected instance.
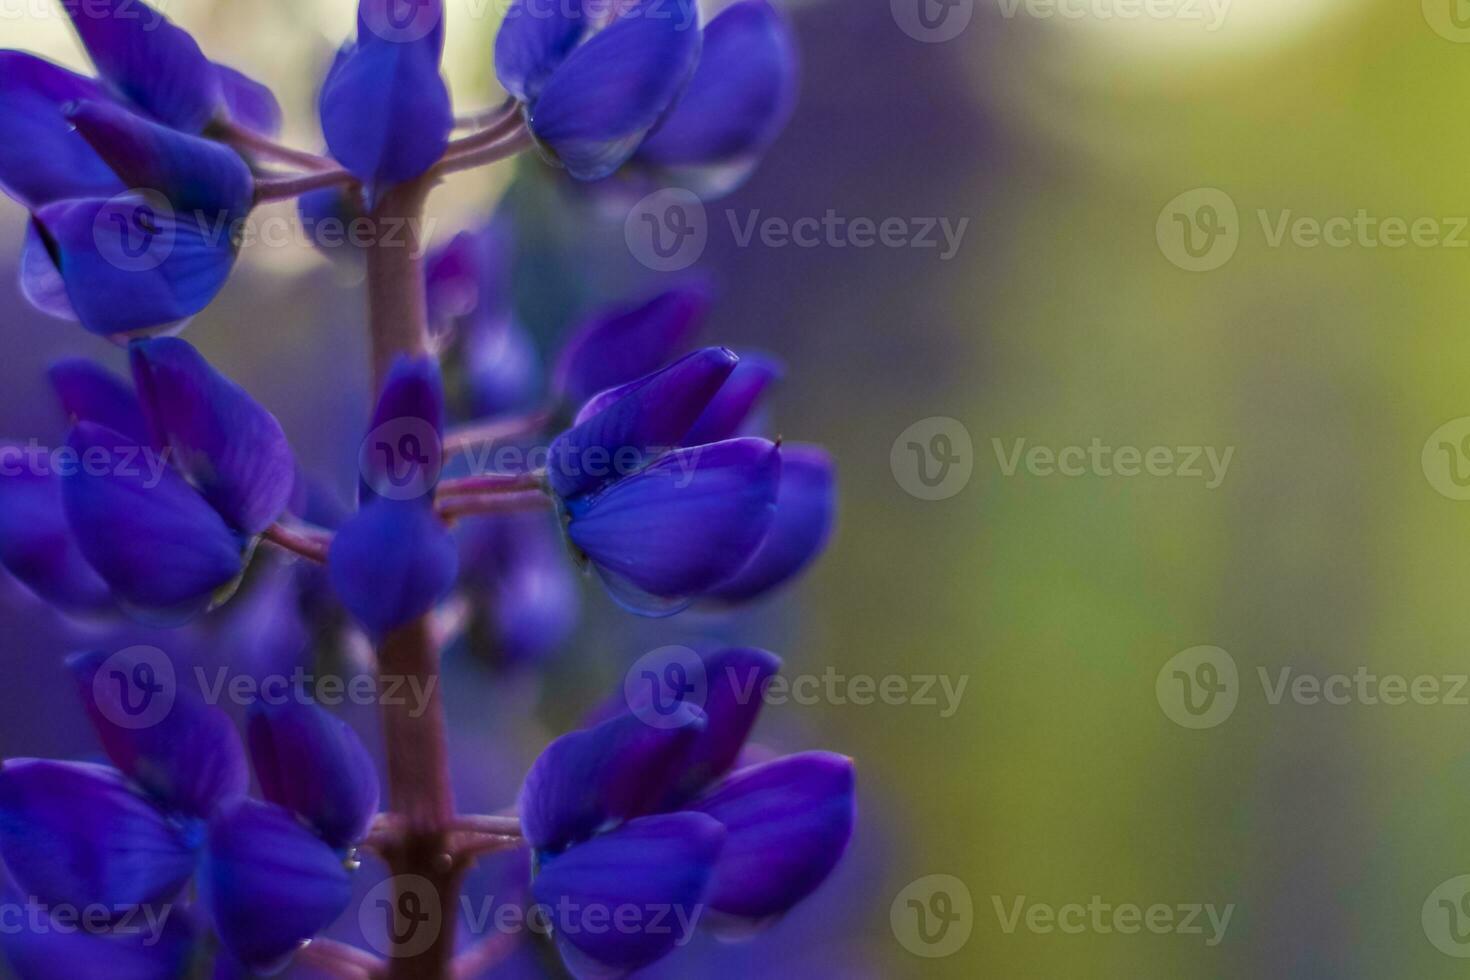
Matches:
[[327, 498, 459, 637], [319, 1, 452, 185], [62, 422, 244, 620], [0, 52, 122, 208], [48, 358, 150, 446], [19, 222, 78, 321], [706, 444, 835, 603], [31, 195, 239, 336], [566, 438, 779, 604], [0, 760, 197, 910], [549, 347, 737, 500], [519, 707, 704, 853], [68, 100, 254, 217], [636, 1, 798, 175], [361, 355, 445, 503], [529, 0, 703, 180], [130, 338, 295, 535], [0, 903, 195, 980], [69, 648, 248, 819], [216, 62, 284, 137], [63, 0, 223, 132], [460, 511, 579, 665], [553, 280, 712, 406], [247, 701, 380, 849], [203, 798, 354, 971], [298, 184, 368, 264], [0, 465, 112, 614], [494, 0, 587, 103], [659, 647, 780, 806], [681, 352, 782, 447], [532, 812, 724, 975], [687, 752, 855, 920]]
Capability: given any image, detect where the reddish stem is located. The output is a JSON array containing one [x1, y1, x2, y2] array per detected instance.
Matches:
[[261, 522, 331, 563], [255, 168, 358, 202], [435, 472, 544, 497], [437, 490, 552, 522], [442, 408, 554, 456]]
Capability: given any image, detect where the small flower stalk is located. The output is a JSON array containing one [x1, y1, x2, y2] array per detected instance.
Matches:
[[0, 0, 844, 977]]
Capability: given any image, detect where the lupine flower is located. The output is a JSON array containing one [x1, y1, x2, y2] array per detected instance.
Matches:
[[329, 356, 459, 637], [0, 340, 294, 623], [631, 0, 799, 196], [518, 647, 855, 977], [0, 650, 374, 974], [494, 0, 704, 181], [319, 0, 453, 186], [0, 0, 278, 334], [458, 511, 580, 666]]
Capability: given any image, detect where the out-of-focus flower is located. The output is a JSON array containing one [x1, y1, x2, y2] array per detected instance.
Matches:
[[328, 356, 459, 637], [0, 341, 295, 624], [518, 647, 855, 977], [495, 0, 704, 181], [319, 0, 453, 186], [459, 511, 580, 666], [0, 651, 373, 974]]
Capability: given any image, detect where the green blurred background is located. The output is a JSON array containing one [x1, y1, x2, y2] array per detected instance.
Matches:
[[13, 0, 1470, 975]]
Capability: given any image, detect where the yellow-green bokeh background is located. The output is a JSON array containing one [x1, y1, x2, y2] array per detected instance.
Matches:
[[12, 0, 1470, 975]]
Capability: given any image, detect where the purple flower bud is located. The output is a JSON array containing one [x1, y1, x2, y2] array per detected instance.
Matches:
[[566, 438, 780, 615], [553, 280, 713, 407], [0, 466, 112, 614], [459, 512, 579, 665], [49, 358, 150, 446], [202, 798, 354, 971], [247, 700, 380, 849], [319, 0, 452, 185], [328, 497, 459, 637], [130, 338, 296, 535], [497, 0, 704, 181], [549, 346, 737, 500]]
